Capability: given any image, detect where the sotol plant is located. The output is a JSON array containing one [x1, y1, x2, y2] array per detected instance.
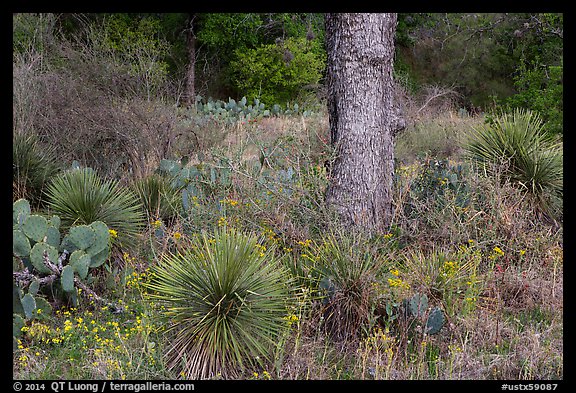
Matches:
[[146, 227, 293, 379], [464, 108, 563, 217], [45, 167, 145, 249]]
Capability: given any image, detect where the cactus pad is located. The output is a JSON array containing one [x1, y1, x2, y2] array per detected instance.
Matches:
[[409, 293, 429, 318], [69, 225, 96, 250], [13, 199, 31, 228], [69, 250, 90, 279], [30, 242, 59, 275], [88, 247, 108, 268], [28, 279, 40, 296], [20, 293, 37, 319], [49, 215, 61, 230], [85, 221, 109, 256], [13, 230, 31, 257], [22, 214, 48, 243], [61, 265, 75, 293], [425, 307, 446, 335], [45, 226, 61, 248], [13, 314, 25, 338]]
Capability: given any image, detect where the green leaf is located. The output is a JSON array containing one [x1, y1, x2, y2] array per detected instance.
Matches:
[[21, 293, 36, 320], [69, 250, 91, 279], [69, 225, 96, 250], [29, 242, 58, 274], [61, 265, 75, 292], [13, 230, 31, 257], [22, 214, 48, 243]]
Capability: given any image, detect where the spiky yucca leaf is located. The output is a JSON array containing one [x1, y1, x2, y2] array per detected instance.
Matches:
[[146, 228, 292, 379], [45, 168, 144, 248], [464, 108, 562, 215], [311, 231, 387, 340], [131, 174, 181, 223], [13, 133, 61, 207]]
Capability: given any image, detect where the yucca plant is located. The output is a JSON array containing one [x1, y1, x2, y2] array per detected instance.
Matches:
[[464, 108, 563, 217], [311, 231, 388, 341], [146, 227, 293, 379], [131, 173, 181, 224], [45, 167, 145, 249], [13, 133, 61, 207]]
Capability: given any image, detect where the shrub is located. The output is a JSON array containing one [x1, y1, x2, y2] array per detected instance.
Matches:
[[146, 228, 293, 379], [464, 108, 562, 218], [13, 133, 61, 208], [131, 173, 181, 224], [229, 37, 325, 105], [45, 167, 145, 249], [309, 231, 389, 341], [503, 59, 563, 135]]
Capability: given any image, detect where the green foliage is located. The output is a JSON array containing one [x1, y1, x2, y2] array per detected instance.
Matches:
[[196, 13, 263, 60], [308, 232, 388, 340], [464, 108, 563, 217], [13, 133, 62, 208], [98, 14, 171, 97], [229, 37, 325, 105], [146, 227, 293, 379], [131, 173, 182, 223], [402, 293, 446, 335], [45, 167, 145, 249], [407, 159, 472, 212], [13, 13, 56, 56], [503, 59, 563, 135], [12, 199, 115, 346]]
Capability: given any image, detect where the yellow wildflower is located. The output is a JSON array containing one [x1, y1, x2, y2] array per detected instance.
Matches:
[[108, 229, 118, 239]]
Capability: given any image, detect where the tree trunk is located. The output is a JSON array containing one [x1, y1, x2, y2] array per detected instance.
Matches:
[[183, 13, 196, 107], [325, 13, 401, 234]]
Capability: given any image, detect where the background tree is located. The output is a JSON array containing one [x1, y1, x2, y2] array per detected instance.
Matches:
[[324, 13, 403, 234]]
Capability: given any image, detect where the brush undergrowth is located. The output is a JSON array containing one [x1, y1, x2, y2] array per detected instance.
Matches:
[[13, 109, 563, 381]]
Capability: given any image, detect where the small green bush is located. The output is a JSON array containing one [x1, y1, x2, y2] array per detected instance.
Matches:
[[13, 133, 61, 208], [503, 59, 563, 135], [229, 37, 325, 105]]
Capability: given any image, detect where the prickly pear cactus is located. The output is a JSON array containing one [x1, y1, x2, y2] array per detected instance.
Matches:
[[425, 307, 446, 335], [13, 199, 112, 317], [409, 293, 429, 318]]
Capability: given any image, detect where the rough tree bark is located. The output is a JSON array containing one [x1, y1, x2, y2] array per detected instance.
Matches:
[[325, 13, 404, 234]]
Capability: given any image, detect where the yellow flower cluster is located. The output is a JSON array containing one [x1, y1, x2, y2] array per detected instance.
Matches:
[[387, 277, 410, 290], [442, 261, 459, 277], [254, 244, 267, 257], [108, 229, 118, 239], [297, 239, 312, 247], [488, 246, 505, 260], [220, 198, 240, 207], [283, 314, 299, 326]]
